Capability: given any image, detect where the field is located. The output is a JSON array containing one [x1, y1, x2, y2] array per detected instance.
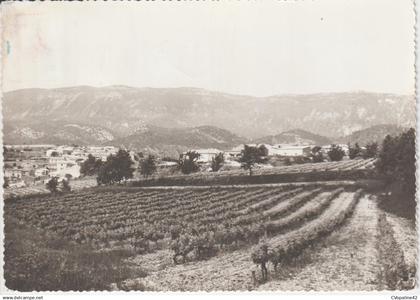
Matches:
[[4, 172, 415, 291], [3, 159, 375, 199], [4, 177, 97, 199], [154, 158, 375, 178], [133, 158, 377, 187]]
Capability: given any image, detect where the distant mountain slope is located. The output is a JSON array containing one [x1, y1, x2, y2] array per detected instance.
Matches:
[[254, 129, 332, 146], [337, 124, 407, 145], [3, 86, 415, 139], [107, 125, 248, 157], [3, 121, 116, 146]]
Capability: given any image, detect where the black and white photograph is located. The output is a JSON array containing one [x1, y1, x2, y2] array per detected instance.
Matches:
[[0, 0, 417, 296]]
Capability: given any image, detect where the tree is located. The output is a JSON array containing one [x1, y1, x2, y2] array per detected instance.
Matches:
[[258, 145, 269, 157], [3, 177, 9, 189], [46, 177, 59, 193], [376, 129, 415, 197], [132, 152, 144, 162], [139, 155, 157, 179], [97, 149, 135, 185], [239, 145, 267, 176], [363, 142, 378, 159], [348, 143, 362, 159], [80, 154, 103, 176], [50, 151, 59, 157], [283, 157, 292, 166], [62, 179, 71, 192], [375, 135, 397, 178], [211, 152, 225, 172], [310, 146, 324, 163], [178, 151, 200, 174], [327, 144, 345, 161]]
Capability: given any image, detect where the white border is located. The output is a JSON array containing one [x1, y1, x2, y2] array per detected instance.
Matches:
[[0, 1, 418, 299]]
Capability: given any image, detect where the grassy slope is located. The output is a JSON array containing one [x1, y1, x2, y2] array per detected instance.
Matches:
[[4, 217, 145, 291]]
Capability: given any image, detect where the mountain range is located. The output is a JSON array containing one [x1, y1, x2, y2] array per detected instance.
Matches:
[[338, 124, 407, 146], [3, 86, 415, 155], [254, 129, 332, 146]]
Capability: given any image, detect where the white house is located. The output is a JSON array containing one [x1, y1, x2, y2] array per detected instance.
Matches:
[[183, 148, 222, 163], [8, 181, 26, 188], [87, 146, 118, 161], [269, 144, 312, 157], [35, 168, 49, 177], [4, 169, 23, 179], [46, 146, 75, 157], [157, 161, 178, 168], [225, 144, 272, 160], [224, 150, 241, 160], [48, 158, 81, 179]]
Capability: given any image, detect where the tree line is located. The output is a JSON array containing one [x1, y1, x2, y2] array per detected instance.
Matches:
[[47, 128, 414, 198]]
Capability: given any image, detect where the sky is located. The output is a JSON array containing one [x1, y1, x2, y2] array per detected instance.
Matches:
[[1, 0, 415, 96]]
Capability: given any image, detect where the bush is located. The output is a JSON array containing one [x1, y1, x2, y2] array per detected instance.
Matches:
[[211, 152, 225, 172], [178, 151, 200, 174], [80, 154, 103, 176], [46, 177, 59, 193], [239, 145, 268, 176], [97, 149, 135, 185], [62, 179, 71, 192], [363, 142, 378, 159], [327, 144, 345, 161], [310, 146, 324, 163], [139, 155, 157, 179], [348, 143, 362, 159]]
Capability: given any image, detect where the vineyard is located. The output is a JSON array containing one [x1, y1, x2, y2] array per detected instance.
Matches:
[[6, 184, 342, 254], [133, 158, 377, 187], [3, 159, 375, 199], [162, 158, 376, 178], [7, 179, 412, 291]]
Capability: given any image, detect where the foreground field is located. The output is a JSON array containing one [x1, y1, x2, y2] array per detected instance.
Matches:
[[4, 181, 416, 291], [6, 183, 354, 254]]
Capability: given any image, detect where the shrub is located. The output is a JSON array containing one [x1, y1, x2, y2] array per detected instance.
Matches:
[[62, 179, 71, 192], [46, 177, 59, 193], [239, 145, 268, 176], [80, 154, 103, 176], [310, 146, 324, 163], [97, 149, 135, 185], [363, 142, 378, 159], [211, 152, 225, 172], [139, 155, 157, 179], [348, 143, 362, 159], [327, 144, 345, 161], [178, 151, 200, 175]]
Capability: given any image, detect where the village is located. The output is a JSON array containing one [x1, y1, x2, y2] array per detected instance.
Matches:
[[3, 142, 351, 189]]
